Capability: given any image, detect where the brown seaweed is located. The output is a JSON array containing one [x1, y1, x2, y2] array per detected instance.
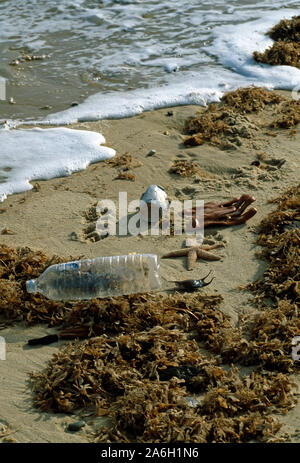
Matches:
[[271, 100, 300, 129], [253, 41, 300, 69], [105, 153, 143, 170], [169, 160, 211, 178], [183, 88, 275, 147], [184, 87, 300, 148], [220, 87, 282, 113], [268, 16, 300, 43], [30, 333, 296, 442], [253, 16, 300, 68]]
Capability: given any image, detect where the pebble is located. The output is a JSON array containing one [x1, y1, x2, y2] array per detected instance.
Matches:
[[69, 232, 79, 241], [181, 186, 196, 195], [67, 420, 86, 432], [70, 102, 79, 107], [146, 149, 156, 157], [9, 97, 16, 105], [166, 111, 173, 117], [1, 228, 15, 235], [32, 55, 47, 60], [86, 230, 104, 241]]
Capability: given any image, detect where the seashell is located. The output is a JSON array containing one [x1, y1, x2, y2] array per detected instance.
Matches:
[[146, 149, 156, 157], [140, 185, 169, 224]]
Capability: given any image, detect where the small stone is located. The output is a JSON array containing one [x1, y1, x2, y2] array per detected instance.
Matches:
[[251, 160, 260, 167], [9, 97, 16, 105], [9, 59, 20, 66], [40, 105, 52, 110], [69, 232, 78, 241], [146, 149, 156, 157], [163, 131, 170, 135], [86, 230, 103, 241], [222, 142, 237, 151], [166, 111, 173, 117], [234, 137, 242, 146], [1, 228, 15, 235], [32, 55, 46, 60], [67, 421, 85, 432], [33, 183, 41, 192], [70, 101, 79, 107], [182, 186, 196, 195]]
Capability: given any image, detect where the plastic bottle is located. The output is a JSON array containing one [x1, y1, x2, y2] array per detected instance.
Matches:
[[26, 254, 161, 301]]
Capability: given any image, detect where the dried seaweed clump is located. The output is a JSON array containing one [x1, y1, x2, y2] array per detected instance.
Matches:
[[250, 184, 299, 302], [245, 184, 300, 370], [30, 327, 218, 413], [184, 106, 257, 148], [0, 245, 67, 325], [271, 99, 300, 129], [113, 172, 135, 181], [31, 330, 296, 442], [82, 204, 99, 223], [101, 372, 289, 443], [59, 292, 222, 336], [220, 87, 282, 113], [195, 301, 299, 372], [253, 16, 300, 68], [105, 154, 141, 183], [105, 153, 142, 170], [268, 16, 300, 43], [169, 160, 211, 178], [254, 41, 300, 68]]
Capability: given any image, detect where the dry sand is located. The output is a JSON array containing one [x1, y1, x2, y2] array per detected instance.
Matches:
[[0, 91, 299, 442]]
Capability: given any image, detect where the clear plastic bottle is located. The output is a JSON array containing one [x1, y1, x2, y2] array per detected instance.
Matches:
[[26, 254, 161, 301]]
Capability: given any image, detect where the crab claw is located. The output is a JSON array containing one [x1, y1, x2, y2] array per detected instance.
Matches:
[[201, 270, 215, 287]]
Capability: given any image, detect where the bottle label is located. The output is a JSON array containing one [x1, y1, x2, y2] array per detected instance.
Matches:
[[64, 262, 79, 270]]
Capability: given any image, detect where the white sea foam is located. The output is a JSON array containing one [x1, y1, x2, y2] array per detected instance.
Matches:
[[0, 127, 115, 202], [30, 8, 300, 125], [209, 10, 300, 88], [34, 70, 276, 125], [37, 79, 224, 124]]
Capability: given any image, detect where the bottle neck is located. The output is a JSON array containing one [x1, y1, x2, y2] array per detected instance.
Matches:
[[26, 279, 37, 294]]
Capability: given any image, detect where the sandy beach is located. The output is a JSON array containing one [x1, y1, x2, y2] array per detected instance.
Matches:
[[0, 90, 299, 442]]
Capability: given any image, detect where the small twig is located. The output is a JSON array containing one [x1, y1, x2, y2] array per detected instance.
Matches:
[[163, 307, 200, 320]]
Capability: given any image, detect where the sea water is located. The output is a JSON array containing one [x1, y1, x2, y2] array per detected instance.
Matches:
[[0, 0, 300, 199]]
